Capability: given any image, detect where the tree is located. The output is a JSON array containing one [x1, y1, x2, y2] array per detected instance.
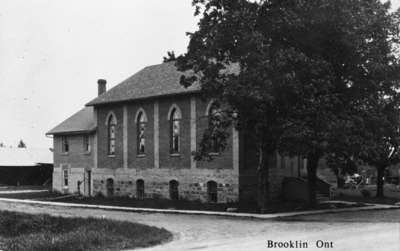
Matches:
[[175, 0, 400, 208], [357, 95, 400, 197], [17, 140, 26, 148], [163, 51, 177, 62], [326, 155, 358, 188]]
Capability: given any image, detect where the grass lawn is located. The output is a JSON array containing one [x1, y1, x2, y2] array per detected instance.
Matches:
[[53, 195, 363, 213], [0, 210, 172, 251], [335, 194, 399, 205], [0, 185, 49, 191], [0, 191, 56, 200], [59, 195, 241, 212], [335, 184, 400, 205], [0, 190, 366, 213], [0, 185, 370, 213]]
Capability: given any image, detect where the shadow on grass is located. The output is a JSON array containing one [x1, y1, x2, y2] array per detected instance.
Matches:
[[0, 210, 172, 251], [335, 194, 399, 205]]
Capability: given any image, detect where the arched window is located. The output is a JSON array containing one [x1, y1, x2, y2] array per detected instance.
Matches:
[[207, 181, 218, 203], [136, 111, 146, 154], [208, 102, 222, 153], [169, 180, 179, 200], [107, 114, 117, 155], [136, 179, 145, 199], [170, 108, 181, 154]]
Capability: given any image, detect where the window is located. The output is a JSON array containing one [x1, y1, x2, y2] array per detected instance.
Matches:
[[83, 135, 90, 153], [61, 136, 69, 153], [170, 108, 181, 154], [107, 114, 116, 155], [136, 179, 145, 199], [63, 169, 69, 187], [169, 180, 179, 200], [136, 111, 146, 154], [207, 181, 218, 203], [208, 102, 222, 153]]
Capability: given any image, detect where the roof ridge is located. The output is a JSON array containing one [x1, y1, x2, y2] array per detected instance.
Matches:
[[143, 61, 175, 69], [86, 61, 199, 106]]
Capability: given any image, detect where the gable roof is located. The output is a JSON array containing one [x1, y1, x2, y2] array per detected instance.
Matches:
[[46, 107, 96, 135], [0, 147, 53, 166], [86, 61, 200, 106]]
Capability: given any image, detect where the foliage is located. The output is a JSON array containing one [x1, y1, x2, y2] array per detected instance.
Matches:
[[163, 51, 177, 62], [0, 211, 172, 251], [356, 94, 400, 197], [326, 155, 358, 176], [174, 0, 400, 206], [17, 140, 26, 148], [360, 189, 372, 198]]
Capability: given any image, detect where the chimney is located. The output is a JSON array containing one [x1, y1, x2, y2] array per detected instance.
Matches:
[[97, 79, 107, 96]]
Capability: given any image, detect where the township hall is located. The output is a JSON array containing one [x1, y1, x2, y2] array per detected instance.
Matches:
[[47, 62, 306, 203]]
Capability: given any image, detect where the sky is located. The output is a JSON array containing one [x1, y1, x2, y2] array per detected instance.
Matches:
[[0, 0, 400, 149], [0, 0, 197, 148]]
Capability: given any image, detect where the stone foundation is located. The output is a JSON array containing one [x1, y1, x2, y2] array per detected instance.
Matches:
[[91, 168, 239, 203]]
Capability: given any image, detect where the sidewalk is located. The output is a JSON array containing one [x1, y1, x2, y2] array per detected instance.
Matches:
[[0, 197, 398, 219]]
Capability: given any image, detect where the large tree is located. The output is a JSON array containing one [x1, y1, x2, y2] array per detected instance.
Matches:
[[358, 94, 400, 197], [174, 0, 400, 208]]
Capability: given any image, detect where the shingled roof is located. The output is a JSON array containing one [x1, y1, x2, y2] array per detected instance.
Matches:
[[46, 107, 96, 135], [86, 61, 200, 106]]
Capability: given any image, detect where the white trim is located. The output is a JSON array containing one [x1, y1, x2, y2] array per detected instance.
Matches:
[[190, 97, 197, 169], [134, 107, 148, 123], [104, 175, 115, 182], [154, 101, 159, 168], [167, 104, 182, 120], [105, 111, 117, 125], [168, 178, 179, 182]]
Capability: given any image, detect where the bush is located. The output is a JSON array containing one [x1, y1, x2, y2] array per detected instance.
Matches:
[[360, 189, 371, 198]]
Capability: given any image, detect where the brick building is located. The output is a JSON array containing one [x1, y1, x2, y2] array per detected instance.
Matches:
[[47, 62, 303, 203]]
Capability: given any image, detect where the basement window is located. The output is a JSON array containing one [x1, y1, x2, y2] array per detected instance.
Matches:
[[207, 181, 218, 203], [136, 179, 145, 199]]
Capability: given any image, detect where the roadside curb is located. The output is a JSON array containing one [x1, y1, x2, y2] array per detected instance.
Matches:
[[0, 197, 399, 219]]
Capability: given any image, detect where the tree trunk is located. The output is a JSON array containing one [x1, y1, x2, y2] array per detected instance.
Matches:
[[306, 153, 321, 208], [376, 166, 385, 198], [257, 145, 271, 213]]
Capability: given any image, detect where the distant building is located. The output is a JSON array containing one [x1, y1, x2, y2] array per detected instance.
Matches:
[[47, 62, 304, 203], [0, 147, 53, 186]]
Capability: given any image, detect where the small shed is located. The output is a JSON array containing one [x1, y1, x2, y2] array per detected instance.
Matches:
[[0, 147, 53, 186]]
